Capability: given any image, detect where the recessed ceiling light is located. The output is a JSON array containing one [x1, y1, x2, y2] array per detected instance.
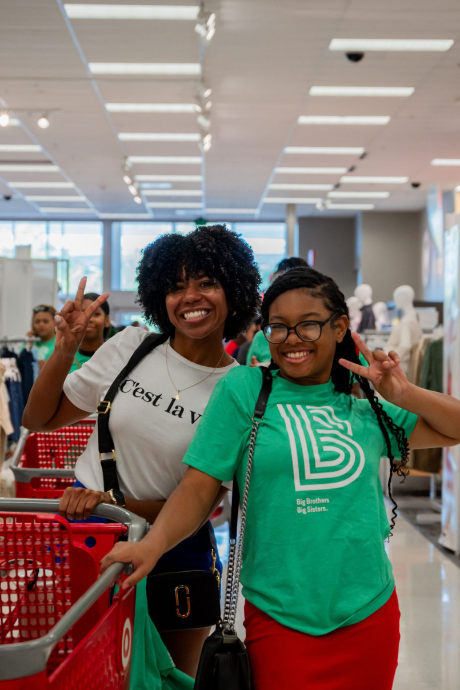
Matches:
[[205, 209, 257, 214], [143, 189, 203, 196], [135, 175, 202, 182], [326, 203, 375, 210], [0, 164, 59, 172], [40, 207, 96, 213], [284, 147, 365, 155], [0, 144, 42, 152], [431, 159, 460, 166], [148, 202, 203, 208], [264, 197, 322, 204], [26, 195, 86, 202], [328, 191, 390, 199], [64, 5, 200, 20], [270, 183, 334, 190], [298, 116, 391, 125], [119, 133, 200, 142], [89, 63, 201, 76], [106, 103, 196, 113], [0, 113, 10, 127], [340, 176, 408, 184], [128, 156, 202, 164], [276, 167, 348, 175], [10, 182, 74, 189], [99, 213, 151, 219], [309, 86, 414, 97], [329, 39, 454, 52]]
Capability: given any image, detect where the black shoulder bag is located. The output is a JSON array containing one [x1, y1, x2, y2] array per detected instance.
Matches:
[[97, 331, 221, 632], [194, 366, 273, 690]]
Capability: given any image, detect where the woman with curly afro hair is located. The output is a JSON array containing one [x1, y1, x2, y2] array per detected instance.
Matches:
[[23, 224, 261, 678]]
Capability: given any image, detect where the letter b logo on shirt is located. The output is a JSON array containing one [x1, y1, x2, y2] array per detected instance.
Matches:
[[277, 404, 365, 491]]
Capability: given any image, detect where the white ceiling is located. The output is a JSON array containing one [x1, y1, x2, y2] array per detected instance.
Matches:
[[2, 0, 460, 221]]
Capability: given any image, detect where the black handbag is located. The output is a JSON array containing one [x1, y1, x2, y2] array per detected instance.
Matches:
[[97, 331, 221, 632], [194, 367, 273, 690]]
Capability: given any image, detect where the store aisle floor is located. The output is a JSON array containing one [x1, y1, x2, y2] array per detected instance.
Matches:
[[216, 510, 460, 689]]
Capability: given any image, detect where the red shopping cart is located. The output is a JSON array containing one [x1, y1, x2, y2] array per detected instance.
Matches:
[[0, 498, 146, 690], [11, 419, 96, 499]]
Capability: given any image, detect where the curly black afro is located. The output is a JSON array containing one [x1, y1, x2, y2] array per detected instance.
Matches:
[[136, 224, 261, 340]]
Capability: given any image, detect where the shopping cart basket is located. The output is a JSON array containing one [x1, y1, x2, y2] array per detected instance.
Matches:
[[11, 419, 96, 499], [0, 498, 146, 689]]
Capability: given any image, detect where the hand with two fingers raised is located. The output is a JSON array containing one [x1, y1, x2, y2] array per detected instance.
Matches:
[[339, 332, 409, 404], [59, 486, 112, 521], [54, 276, 109, 356], [99, 541, 160, 588]]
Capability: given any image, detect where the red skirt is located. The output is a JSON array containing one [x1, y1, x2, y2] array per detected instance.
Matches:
[[244, 589, 400, 690]]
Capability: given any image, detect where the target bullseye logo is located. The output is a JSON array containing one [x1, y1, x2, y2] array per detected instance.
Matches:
[[121, 617, 132, 669]]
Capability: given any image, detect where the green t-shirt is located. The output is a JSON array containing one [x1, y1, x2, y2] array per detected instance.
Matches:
[[69, 350, 93, 374], [183, 366, 417, 636], [246, 329, 271, 365], [34, 336, 56, 362]]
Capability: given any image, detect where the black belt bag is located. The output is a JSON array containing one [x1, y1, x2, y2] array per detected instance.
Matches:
[[96, 332, 221, 632]]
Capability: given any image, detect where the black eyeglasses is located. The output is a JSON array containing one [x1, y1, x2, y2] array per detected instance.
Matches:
[[33, 305, 52, 314], [263, 312, 338, 344]]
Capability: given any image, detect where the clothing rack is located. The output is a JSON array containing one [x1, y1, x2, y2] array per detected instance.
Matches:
[[0, 337, 40, 346]]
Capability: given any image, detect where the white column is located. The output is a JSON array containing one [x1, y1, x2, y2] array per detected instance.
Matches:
[[286, 203, 298, 257]]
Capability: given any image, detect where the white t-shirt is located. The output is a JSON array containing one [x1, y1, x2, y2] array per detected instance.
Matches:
[[63, 327, 238, 500]]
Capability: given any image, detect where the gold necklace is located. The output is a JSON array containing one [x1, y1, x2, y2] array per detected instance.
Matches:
[[165, 343, 226, 400]]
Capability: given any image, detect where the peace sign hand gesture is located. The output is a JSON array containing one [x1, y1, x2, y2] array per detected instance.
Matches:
[[54, 277, 110, 355], [339, 332, 410, 404]]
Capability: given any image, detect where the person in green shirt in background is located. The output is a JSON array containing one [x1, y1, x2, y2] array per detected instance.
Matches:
[[246, 256, 308, 366], [101, 266, 460, 690], [28, 304, 57, 370], [69, 292, 111, 373]]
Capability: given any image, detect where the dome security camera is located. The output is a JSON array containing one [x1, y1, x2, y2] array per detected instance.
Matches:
[[411, 182, 421, 189], [346, 52, 364, 63], [3, 195, 12, 201]]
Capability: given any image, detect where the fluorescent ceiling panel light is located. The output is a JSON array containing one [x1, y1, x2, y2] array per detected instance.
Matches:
[[135, 175, 202, 182], [276, 167, 347, 175], [139, 183, 173, 189], [148, 202, 202, 208], [340, 176, 408, 184], [106, 103, 195, 113], [431, 159, 460, 166], [270, 184, 334, 191], [0, 164, 59, 172], [206, 209, 257, 214], [327, 203, 375, 210], [264, 197, 321, 204], [128, 156, 202, 164], [11, 182, 74, 189], [298, 116, 390, 125], [40, 207, 96, 213], [328, 191, 390, 199], [26, 195, 86, 202], [64, 5, 199, 20], [99, 213, 151, 219], [309, 86, 414, 97], [329, 39, 454, 52], [143, 190, 202, 197], [119, 133, 200, 142], [284, 147, 365, 155], [89, 63, 201, 76], [0, 144, 42, 152]]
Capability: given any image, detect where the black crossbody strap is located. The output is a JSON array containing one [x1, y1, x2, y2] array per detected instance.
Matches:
[[97, 332, 168, 491], [229, 366, 272, 541]]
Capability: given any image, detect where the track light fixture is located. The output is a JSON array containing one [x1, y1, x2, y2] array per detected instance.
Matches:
[[128, 184, 138, 196], [195, 4, 216, 41], [37, 114, 50, 129], [134, 195, 142, 204], [202, 134, 212, 152]]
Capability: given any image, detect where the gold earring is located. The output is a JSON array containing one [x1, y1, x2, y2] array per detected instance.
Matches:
[[232, 310, 237, 316]]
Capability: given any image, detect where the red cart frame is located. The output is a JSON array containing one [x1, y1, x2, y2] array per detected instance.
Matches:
[[0, 498, 146, 689]]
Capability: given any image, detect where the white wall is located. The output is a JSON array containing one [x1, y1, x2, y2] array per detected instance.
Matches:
[[360, 211, 424, 303]]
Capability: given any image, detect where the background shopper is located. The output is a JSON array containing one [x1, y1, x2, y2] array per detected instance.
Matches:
[[68, 292, 111, 372], [28, 304, 56, 370]]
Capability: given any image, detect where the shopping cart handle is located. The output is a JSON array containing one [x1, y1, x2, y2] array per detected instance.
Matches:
[[0, 498, 147, 544], [10, 426, 29, 468]]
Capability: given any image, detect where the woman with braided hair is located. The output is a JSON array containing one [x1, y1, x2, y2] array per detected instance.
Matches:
[[101, 266, 460, 689]]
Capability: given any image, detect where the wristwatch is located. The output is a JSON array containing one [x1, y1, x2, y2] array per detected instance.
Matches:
[[108, 488, 126, 508]]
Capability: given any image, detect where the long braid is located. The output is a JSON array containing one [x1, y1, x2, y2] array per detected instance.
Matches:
[[262, 266, 410, 534]]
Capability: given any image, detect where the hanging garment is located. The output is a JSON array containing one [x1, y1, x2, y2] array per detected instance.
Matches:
[[407, 336, 430, 385], [1, 356, 25, 443], [18, 349, 35, 403], [357, 304, 376, 333], [0, 360, 14, 487]]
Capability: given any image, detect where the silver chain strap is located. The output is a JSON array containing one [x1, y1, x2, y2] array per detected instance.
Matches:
[[222, 418, 261, 634]]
